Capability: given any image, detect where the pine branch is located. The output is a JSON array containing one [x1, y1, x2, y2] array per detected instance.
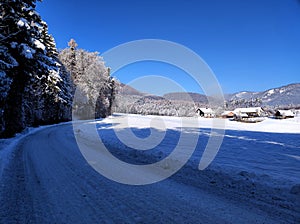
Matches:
[[0, 30, 21, 43]]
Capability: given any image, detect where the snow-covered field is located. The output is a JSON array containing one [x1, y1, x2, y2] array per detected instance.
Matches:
[[0, 114, 299, 223], [76, 114, 300, 187]]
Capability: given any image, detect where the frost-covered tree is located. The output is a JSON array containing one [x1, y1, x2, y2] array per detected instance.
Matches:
[[0, 0, 72, 137], [114, 92, 202, 117], [59, 40, 114, 119]]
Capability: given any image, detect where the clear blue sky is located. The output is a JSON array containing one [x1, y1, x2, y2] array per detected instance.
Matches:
[[37, 0, 300, 95]]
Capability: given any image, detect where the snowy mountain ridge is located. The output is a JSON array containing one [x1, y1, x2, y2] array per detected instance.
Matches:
[[227, 83, 300, 106], [119, 82, 300, 107]]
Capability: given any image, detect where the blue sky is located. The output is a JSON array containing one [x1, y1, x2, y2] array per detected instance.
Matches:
[[37, 0, 300, 95]]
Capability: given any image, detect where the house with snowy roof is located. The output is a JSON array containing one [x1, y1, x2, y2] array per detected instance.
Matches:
[[294, 110, 300, 117], [233, 107, 265, 122], [275, 110, 294, 119], [221, 111, 235, 118], [233, 107, 264, 119], [196, 108, 215, 118]]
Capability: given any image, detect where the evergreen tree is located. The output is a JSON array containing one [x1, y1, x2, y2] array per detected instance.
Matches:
[[0, 0, 72, 137]]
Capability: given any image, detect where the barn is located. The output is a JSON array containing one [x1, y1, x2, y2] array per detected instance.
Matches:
[[196, 108, 215, 118]]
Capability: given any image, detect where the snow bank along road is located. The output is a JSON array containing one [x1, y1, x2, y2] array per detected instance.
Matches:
[[0, 117, 299, 223]]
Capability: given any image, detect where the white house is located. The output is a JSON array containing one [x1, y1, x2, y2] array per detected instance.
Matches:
[[294, 110, 300, 117], [275, 110, 294, 119], [196, 108, 215, 118], [233, 107, 264, 118]]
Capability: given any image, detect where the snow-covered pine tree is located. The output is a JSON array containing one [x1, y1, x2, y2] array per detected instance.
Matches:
[[59, 40, 114, 119], [67, 39, 78, 81], [0, 0, 72, 137]]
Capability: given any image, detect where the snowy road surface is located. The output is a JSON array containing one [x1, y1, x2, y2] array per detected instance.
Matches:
[[0, 116, 299, 223]]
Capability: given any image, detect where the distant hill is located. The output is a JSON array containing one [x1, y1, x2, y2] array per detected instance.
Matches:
[[163, 92, 208, 104], [227, 83, 300, 106], [114, 84, 202, 116], [118, 83, 145, 96], [115, 83, 300, 115]]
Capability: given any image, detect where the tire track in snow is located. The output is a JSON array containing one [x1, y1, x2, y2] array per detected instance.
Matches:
[[0, 123, 298, 223]]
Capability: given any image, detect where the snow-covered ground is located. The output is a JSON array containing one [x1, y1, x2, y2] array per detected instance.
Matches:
[[0, 114, 299, 223], [0, 126, 50, 180], [75, 114, 300, 187]]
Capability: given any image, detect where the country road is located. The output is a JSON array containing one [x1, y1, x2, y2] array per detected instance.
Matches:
[[0, 122, 299, 224]]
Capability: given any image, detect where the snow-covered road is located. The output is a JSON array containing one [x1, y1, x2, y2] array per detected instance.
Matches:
[[0, 120, 299, 223]]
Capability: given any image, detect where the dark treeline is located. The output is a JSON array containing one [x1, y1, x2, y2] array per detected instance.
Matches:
[[0, 0, 114, 137]]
